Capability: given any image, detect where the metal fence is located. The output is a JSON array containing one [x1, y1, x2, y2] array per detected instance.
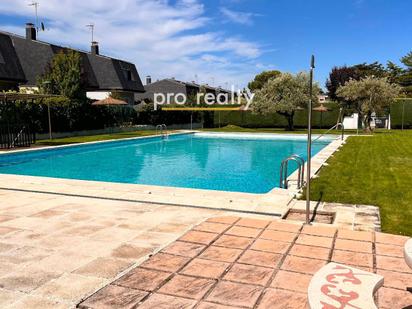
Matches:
[[0, 125, 36, 149]]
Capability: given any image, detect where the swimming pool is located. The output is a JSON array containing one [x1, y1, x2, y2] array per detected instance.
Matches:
[[0, 133, 333, 193]]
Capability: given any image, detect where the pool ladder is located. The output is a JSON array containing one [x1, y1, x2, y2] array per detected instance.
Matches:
[[156, 124, 168, 139], [279, 154, 305, 189]]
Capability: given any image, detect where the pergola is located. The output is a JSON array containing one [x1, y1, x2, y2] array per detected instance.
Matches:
[[0, 93, 63, 139]]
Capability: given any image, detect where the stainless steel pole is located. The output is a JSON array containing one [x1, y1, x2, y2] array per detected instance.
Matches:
[[306, 55, 315, 225], [47, 102, 52, 140]]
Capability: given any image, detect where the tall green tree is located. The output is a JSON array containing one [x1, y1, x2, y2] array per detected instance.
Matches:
[[336, 77, 401, 132], [252, 72, 319, 131], [398, 52, 412, 96], [248, 70, 282, 91], [326, 66, 360, 101], [38, 50, 86, 100]]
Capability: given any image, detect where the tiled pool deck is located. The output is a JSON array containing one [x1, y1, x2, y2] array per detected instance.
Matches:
[[78, 216, 412, 309]]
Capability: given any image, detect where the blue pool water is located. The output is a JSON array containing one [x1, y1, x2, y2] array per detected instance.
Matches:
[[0, 133, 332, 193]]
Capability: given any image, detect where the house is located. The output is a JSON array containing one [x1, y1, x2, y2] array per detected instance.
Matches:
[[0, 23, 145, 104], [135, 77, 230, 104]]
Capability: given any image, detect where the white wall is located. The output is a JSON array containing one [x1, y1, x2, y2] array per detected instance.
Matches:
[[86, 91, 110, 100], [343, 113, 359, 130]]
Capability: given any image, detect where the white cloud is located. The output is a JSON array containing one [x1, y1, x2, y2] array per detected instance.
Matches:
[[0, 0, 266, 87], [220, 7, 260, 25]]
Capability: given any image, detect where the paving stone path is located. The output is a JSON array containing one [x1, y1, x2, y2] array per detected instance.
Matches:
[[79, 216, 412, 309]]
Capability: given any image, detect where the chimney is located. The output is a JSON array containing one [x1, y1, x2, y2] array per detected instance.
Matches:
[[146, 75, 152, 85], [25, 23, 36, 40], [91, 41, 99, 55]]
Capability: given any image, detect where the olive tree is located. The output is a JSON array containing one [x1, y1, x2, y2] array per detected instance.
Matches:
[[336, 76, 401, 132], [252, 72, 319, 131]]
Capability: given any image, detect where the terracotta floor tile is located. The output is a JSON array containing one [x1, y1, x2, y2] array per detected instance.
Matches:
[[235, 218, 270, 229], [337, 229, 373, 242], [301, 225, 336, 237], [257, 288, 307, 309], [199, 246, 242, 263], [295, 234, 333, 248], [115, 268, 172, 291], [225, 226, 261, 238], [207, 216, 240, 225], [331, 250, 373, 268], [179, 230, 219, 245], [266, 221, 302, 233], [288, 244, 330, 260], [79, 285, 147, 309], [375, 232, 408, 246], [74, 257, 133, 279], [377, 269, 412, 290], [238, 250, 282, 268], [270, 270, 311, 293], [180, 258, 229, 279], [197, 302, 242, 309], [281, 255, 326, 275], [194, 222, 230, 234], [213, 235, 253, 250], [259, 230, 297, 242], [138, 293, 196, 309], [207, 281, 263, 308], [111, 244, 152, 260], [162, 241, 206, 258], [378, 287, 412, 309], [158, 274, 215, 300], [250, 239, 291, 254], [140, 253, 190, 272], [375, 243, 404, 257], [334, 239, 372, 253], [376, 255, 412, 273], [224, 263, 273, 286]]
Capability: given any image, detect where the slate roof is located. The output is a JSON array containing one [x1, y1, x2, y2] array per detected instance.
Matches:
[[0, 33, 26, 83], [0, 30, 144, 92]]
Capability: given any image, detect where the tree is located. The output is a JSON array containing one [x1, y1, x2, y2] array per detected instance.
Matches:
[[386, 61, 405, 84], [336, 77, 401, 132], [248, 70, 282, 91], [326, 66, 360, 101], [398, 51, 412, 96], [326, 62, 388, 100], [252, 72, 319, 131], [38, 50, 86, 100], [353, 62, 387, 78]]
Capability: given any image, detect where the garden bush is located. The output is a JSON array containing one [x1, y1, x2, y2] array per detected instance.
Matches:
[[390, 98, 412, 129], [213, 102, 341, 129]]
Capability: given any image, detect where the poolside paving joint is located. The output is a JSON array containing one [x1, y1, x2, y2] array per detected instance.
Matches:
[[78, 216, 412, 309]]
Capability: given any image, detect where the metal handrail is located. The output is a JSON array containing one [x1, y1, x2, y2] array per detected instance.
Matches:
[[279, 154, 305, 189], [312, 122, 344, 142], [11, 126, 26, 148], [156, 124, 168, 138]]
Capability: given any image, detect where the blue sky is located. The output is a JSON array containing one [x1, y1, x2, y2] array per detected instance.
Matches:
[[0, 0, 411, 89]]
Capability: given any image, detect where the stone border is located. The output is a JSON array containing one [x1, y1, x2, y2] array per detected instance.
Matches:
[[0, 132, 343, 217]]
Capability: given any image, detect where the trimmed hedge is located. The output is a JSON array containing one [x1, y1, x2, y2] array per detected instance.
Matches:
[[213, 102, 341, 129], [390, 98, 412, 129]]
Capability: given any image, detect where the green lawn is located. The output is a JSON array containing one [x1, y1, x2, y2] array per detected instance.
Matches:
[[36, 130, 159, 146], [303, 130, 412, 236], [201, 125, 366, 135]]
